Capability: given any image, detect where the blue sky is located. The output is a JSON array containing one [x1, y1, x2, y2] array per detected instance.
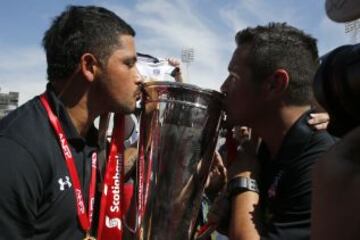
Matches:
[[0, 0, 351, 104]]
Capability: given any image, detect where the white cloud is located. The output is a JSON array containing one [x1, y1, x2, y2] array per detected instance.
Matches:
[[100, 2, 133, 21], [2, 0, 350, 104], [0, 45, 46, 104], [218, 1, 351, 55], [219, 6, 250, 32], [0, 47, 45, 71], [317, 16, 350, 54], [219, 0, 300, 32], [118, 0, 232, 90]]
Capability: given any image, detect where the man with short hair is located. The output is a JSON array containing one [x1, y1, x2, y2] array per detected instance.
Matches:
[[0, 5, 141, 239], [221, 23, 336, 239]]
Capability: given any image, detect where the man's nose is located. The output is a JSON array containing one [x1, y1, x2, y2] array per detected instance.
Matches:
[[220, 78, 228, 93], [135, 68, 144, 84]]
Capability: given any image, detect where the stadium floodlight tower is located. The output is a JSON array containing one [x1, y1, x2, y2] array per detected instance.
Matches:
[[181, 48, 195, 82]]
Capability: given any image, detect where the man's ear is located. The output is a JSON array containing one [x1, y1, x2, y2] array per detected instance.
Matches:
[[266, 69, 289, 98], [80, 53, 101, 82]]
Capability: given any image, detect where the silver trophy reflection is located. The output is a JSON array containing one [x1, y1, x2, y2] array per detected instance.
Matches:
[[131, 81, 223, 240]]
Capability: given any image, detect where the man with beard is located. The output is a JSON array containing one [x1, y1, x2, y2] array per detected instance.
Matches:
[[0, 5, 142, 239]]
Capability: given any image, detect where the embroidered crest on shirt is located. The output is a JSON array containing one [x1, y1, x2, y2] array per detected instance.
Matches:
[[58, 176, 72, 191], [267, 170, 284, 199]]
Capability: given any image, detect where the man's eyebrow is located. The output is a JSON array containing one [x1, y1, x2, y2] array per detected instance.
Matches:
[[124, 56, 137, 64]]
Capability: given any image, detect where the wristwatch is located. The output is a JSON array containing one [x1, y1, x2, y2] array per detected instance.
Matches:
[[227, 176, 259, 198]]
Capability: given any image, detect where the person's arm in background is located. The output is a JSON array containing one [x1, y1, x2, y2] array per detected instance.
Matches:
[[227, 131, 261, 240], [307, 112, 329, 131], [228, 155, 261, 239], [167, 58, 183, 83]]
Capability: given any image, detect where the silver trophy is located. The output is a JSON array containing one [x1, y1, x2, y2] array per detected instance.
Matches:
[[133, 81, 223, 240]]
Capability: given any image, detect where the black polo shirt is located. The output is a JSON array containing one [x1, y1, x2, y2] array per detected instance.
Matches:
[[258, 111, 336, 240], [0, 85, 99, 240]]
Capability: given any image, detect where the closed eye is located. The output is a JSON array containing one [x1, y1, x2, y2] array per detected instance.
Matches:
[[123, 57, 137, 68]]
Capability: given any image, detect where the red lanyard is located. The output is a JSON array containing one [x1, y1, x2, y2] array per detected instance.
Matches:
[[39, 94, 97, 233], [135, 113, 153, 232], [97, 114, 125, 240]]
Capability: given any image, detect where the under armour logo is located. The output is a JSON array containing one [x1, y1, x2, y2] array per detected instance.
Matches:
[[105, 216, 122, 230], [58, 176, 72, 191]]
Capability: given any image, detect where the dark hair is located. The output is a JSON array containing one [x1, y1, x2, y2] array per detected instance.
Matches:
[[235, 22, 319, 106], [42, 5, 135, 81]]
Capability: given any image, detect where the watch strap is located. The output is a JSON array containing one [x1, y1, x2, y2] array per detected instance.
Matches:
[[227, 176, 259, 198]]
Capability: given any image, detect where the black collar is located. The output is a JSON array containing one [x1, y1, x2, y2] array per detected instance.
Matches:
[[44, 83, 99, 150], [259, 110, 315, 167]]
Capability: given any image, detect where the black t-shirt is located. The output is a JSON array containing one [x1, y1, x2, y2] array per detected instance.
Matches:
[[0, 86, 99, 240], [258, 111, 337, 240]]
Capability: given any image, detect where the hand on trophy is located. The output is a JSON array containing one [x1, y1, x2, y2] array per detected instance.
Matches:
[[136, 53, 183, 83], [166, 57, 183, 83], [196, 152, 229, 240], [205, 151, 227, 197], [205, 126, 261, 199], [199, 127, 261, 239], [227, 126, 260, 179]]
